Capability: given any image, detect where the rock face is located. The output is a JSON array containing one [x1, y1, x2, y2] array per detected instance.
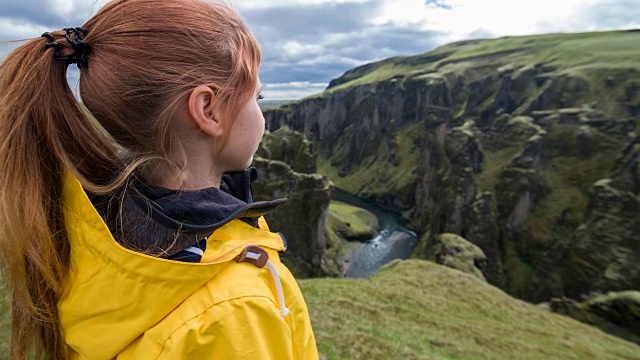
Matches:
[[549, 291, 640, 345], [324, 201, 379, 277], [252, 129, 333, 277], [263, 31, 640, 302], [256, 127, 317, 174], [432, 233, 487, 282], [326, 201, 379, 242]]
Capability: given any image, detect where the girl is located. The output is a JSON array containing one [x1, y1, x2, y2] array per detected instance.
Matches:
[[0, 0, 318, 359]]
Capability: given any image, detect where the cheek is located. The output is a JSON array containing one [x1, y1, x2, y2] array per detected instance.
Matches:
[[257, 118, 265, 140], [252, 109, 265, 141]]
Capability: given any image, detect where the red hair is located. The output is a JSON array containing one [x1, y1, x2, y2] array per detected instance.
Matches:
[[0, 0, 261, 358]]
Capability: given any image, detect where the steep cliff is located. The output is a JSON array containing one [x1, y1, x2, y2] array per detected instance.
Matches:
[[253, 128, 333, 277], [263, 30, 640, 301]]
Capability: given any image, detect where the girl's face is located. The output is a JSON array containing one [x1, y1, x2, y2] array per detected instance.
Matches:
[[219, 79, 265, 171]]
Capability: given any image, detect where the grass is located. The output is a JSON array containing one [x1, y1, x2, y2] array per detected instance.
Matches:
[[475, 146, 521, 194], [325, 30, 640, 94], [317, 122, 422, 203], [523, 120, 618, 248], [299, 260, 640, 360], [2, 261, 640, 359], [327, 201, 378, 240], [502, 241, 536, 299], [524, 160, 592, 248]]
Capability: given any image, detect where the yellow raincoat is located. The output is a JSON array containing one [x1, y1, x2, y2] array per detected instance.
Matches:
[[58, 170, 318, 359]]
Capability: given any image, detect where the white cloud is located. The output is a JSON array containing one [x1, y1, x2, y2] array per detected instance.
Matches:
[[297, 54, 364, 67], [282, 41, 324, 57], [0, 18, 47, 41], [375, 0, 640, 43]]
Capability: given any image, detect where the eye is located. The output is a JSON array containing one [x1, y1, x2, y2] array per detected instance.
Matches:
[[257, 92, 264, 101]]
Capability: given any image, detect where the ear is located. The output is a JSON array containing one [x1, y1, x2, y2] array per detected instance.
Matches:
[[188, 85, 224, 137]]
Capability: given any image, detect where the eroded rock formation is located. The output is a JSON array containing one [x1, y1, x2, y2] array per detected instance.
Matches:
[[252, 128, 332, 277]]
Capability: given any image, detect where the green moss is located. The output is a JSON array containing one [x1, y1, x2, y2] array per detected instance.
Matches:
[[324, 223, 343, 259], [326, 64, 416, 93], [323, 201, 377, 277], [525, 162, 586, 247], [317, 156, 346, 190], [475, 146, 521, 193], [300, 260, 640, 360], [525, 148, 615, 247], [327, 201, 378, 240], [526, 184, 586, 248], [410, 231, 432, 260], [503, 241, 536, 299], [317, 122, 421, 204], [323, 220, 346, 277]]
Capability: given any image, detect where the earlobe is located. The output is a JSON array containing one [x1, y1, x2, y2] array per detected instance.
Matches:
[[188, 85, 224, 137]]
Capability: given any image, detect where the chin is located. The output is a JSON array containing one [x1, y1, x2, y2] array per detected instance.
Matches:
[[239, 157, 254, 170]]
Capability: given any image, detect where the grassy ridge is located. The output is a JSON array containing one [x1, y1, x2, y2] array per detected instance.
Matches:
[[300, 260, 640, 360], [2, 261, 640, 359]]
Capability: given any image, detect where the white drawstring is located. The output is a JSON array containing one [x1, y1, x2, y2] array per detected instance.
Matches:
[[245, 252, 261, 260], [266, 260, 290, 317], [243, 251, 290, 318], [241, 247, 289, 317]]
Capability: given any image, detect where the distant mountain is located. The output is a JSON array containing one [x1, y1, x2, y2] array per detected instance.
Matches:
[[259, 99, 294, 111]]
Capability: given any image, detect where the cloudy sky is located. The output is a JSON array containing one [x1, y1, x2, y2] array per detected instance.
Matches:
[[1, 0, 640, 99]]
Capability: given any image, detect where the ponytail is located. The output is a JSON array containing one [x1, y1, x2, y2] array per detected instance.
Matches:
[[0, 1, 263, 358], [0, 34, 118, 359]]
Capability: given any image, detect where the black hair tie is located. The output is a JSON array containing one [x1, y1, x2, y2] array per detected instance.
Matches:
[[41, 27, 90, 69]]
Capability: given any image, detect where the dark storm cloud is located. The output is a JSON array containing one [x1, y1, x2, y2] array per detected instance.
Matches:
[[240, 1, 444, 87], [0, 0, 65, 26], [0, 0, 102, 41], [257, 25, 442, 85], [354, 25, 443, 57], [578, 0, 640, 29], [241, 1, 379, 41]]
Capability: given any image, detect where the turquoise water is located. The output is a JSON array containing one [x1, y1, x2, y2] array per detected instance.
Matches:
[[332, 189, 418, 278]]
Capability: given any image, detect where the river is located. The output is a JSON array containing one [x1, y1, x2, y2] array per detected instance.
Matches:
[[332, 189, 419, 278]]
